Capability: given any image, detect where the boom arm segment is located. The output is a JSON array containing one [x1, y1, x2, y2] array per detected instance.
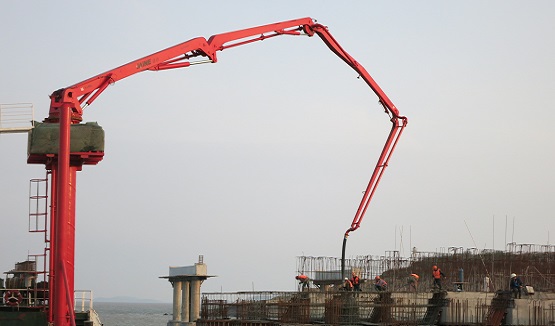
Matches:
[[305, 24, 408, 235], [47, 17, 315, 121], [48, 17, 407, 237], [302, 24, 408, 278], [47, 18, 407, 236], [45, 20, 407, 323]]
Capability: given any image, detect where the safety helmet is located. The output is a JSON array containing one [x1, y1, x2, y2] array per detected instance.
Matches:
[[433, 265, 438, 270], [345, 277, 349, 280], [510, 273, 516, 278], [375, 276, 380, 280]]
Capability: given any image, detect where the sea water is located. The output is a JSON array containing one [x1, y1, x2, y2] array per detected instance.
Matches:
[[94, 302, 173, 326]]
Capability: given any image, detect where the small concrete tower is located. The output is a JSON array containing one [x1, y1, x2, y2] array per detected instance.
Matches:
[[161, 255, 215, 326]]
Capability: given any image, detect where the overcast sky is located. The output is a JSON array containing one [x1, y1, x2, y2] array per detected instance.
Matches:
[[1, 1, 554, 302]]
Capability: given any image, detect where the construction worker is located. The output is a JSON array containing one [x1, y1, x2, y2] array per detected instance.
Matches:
[[343, 277, 354, 291], [351, 272, 361, 291], [374, 276, 387, 291], [510, 273, 523, 299], [432, 265, 446, 290], [408, 273, 419, 292], [295, 274, 310, 291]]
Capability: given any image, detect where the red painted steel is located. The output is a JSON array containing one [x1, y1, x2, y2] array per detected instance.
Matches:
[[54, 104, 71, 325], [345, 118, 406, 236], [39, 18, 406, 324]]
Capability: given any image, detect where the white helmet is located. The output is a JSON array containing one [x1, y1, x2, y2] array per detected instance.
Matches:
[[510, 273, 516, 278]]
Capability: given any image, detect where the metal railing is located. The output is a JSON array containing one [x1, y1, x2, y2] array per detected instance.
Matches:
[[0, 288, 94, 312], [0, 103, 34, 133], [74, 289, 94, 312], [0, 287, 48, 307]]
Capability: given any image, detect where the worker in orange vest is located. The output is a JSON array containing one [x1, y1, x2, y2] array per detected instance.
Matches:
[[295, 274, 310, 291], [432, 265, 446, 290], [408, 273, 419, 292]]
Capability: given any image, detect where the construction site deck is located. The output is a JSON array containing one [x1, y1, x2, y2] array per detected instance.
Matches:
[[195, 243, 555, 326]]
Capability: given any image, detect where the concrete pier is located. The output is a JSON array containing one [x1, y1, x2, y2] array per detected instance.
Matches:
[[161, 256, 214, 326]]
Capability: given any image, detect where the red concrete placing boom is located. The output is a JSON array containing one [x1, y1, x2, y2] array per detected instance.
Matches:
[[34, 17, 407, 325]]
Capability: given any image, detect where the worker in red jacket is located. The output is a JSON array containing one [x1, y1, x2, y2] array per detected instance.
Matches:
[[343, 277, 354, 291], [351, 272, 361, 291], [374, 276, 388, 291]]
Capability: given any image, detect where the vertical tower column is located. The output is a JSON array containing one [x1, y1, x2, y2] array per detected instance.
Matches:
[[172, 281, 182, 321], [181, 281, 190, 322], [54, 104, 71, 326], [190, 279, 201, 322]]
